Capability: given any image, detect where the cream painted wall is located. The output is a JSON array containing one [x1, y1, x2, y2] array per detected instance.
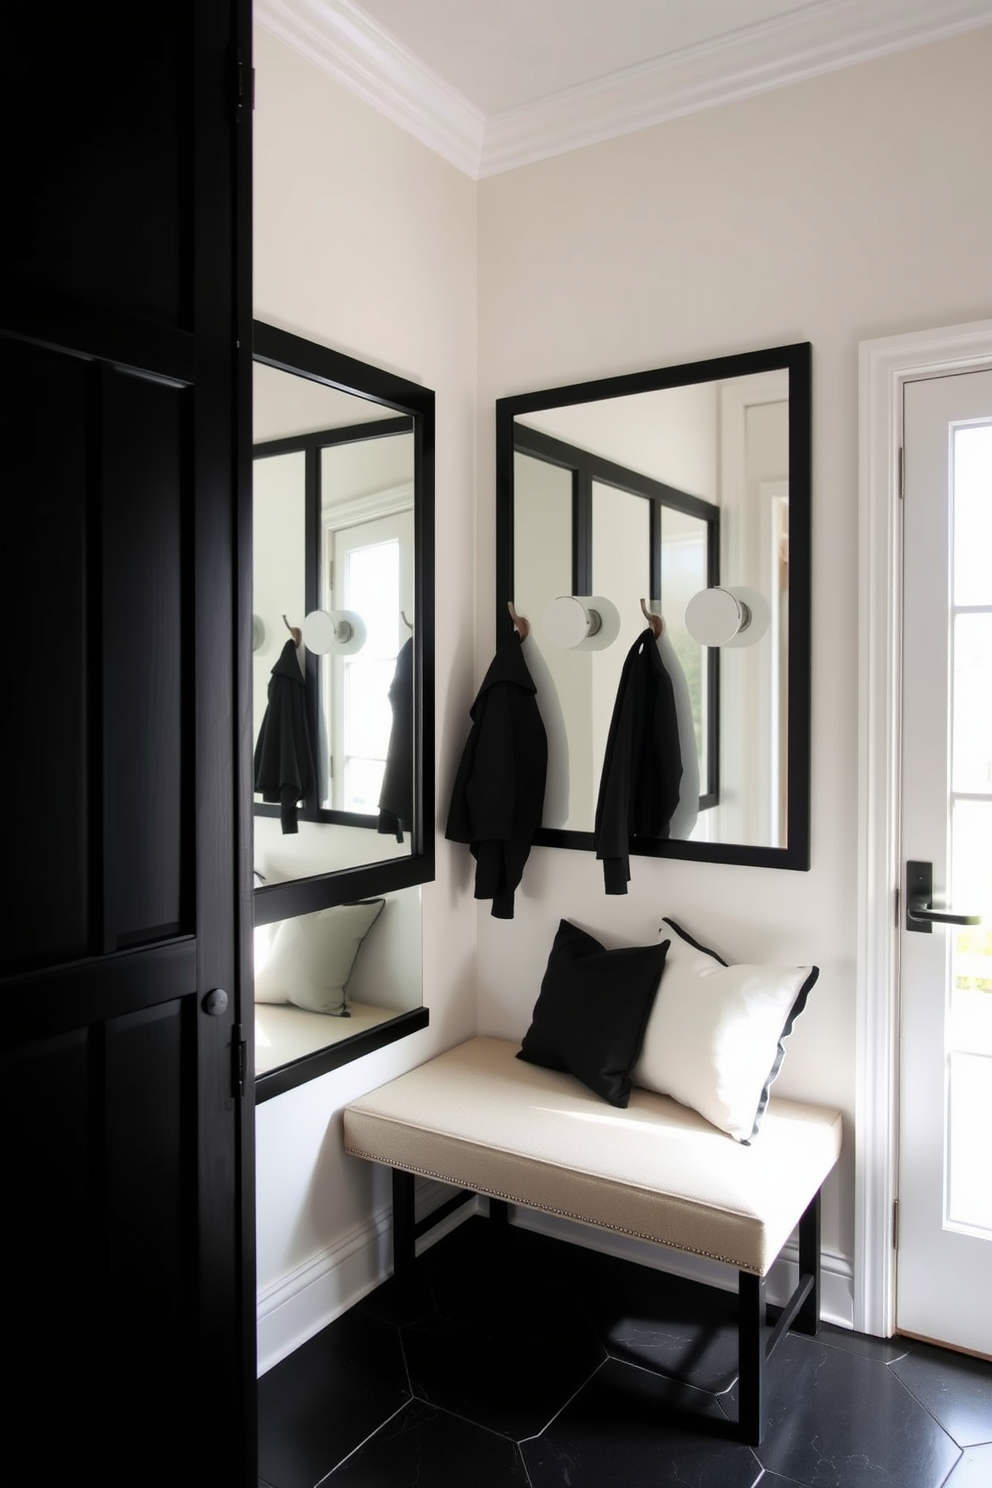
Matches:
[[252, 27, 478, 1371], [476, 27, 992, 1271]]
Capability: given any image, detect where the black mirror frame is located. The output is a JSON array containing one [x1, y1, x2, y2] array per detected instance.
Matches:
[[495, 341, 811, 871], [250, 322, 435, 1099]]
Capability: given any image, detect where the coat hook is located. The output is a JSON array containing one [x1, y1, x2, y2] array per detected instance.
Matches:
[[282, 613, 302, 647], [401, 610, 414, 631], [507, 600, 530, 641], [640, 598, 663, 638]]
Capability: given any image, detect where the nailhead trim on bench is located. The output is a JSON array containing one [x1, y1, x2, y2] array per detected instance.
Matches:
[[347, 1146, 761, 1272]]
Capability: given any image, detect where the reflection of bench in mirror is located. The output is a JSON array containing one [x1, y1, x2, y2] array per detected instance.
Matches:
[[253, 887, 423, 1077], [255, 1002, 400, 1074]]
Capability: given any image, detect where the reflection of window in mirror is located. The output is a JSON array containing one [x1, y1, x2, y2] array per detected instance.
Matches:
[[320, 494, 415, 814], [512, 422, 719, 831]]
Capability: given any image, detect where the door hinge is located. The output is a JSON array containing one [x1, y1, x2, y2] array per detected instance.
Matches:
[[898, 445, 904, 500], [232, 49, 252, 124], [232, 1022, 247, 1099], [892, 1199, 900, 1250]]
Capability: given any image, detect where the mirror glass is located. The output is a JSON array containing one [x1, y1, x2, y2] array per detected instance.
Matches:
[[254, 882, 424, 1099], [497, 343, 810, 869], [252, 322, 434, 904]]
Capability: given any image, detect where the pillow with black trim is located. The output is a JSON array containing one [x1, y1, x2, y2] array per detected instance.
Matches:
[[517, 920, 670, 1107], [631, 917, 818, 1141], [254, 900, 385, 1015]]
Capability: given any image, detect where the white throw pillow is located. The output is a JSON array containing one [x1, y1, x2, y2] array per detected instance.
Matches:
[[631, 917, 817, 1141], [253, 900, 384, 1014], [253, 922, 287, 1002]]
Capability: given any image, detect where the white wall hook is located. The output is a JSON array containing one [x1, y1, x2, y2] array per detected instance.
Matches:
[[685, 586, 770, 648], [542, 594, 621, 651]]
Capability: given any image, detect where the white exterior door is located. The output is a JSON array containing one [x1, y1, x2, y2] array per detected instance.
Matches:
[[898, 368, 992, 1356]]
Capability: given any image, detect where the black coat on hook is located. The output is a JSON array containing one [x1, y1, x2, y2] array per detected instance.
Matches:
[[595, 627, 682, 893], [254, 639, 315, 834], [446, 632, 547, 918]]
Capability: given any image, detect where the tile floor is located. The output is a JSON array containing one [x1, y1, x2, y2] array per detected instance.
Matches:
[[258, 1214, 992, 1488]]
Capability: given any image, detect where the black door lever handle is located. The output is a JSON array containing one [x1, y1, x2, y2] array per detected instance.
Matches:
[[906, 860, 982, 933], [906, 898, 981, 927]]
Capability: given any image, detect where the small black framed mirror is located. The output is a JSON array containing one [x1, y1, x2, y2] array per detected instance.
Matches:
[[496, 341, 811, 870]]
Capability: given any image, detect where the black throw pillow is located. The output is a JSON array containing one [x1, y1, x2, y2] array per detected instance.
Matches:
[[517, 920, 670, 1107]]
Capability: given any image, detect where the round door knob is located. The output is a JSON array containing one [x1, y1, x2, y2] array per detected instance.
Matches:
[[201, 987, 229, 1016]]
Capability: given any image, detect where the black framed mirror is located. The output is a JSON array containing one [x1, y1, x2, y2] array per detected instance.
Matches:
[[252, 322, 434, 1096], [496, 342, 811, 870]]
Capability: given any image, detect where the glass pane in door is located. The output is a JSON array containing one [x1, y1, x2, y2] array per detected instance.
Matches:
[[946, 421, 992, 1236]]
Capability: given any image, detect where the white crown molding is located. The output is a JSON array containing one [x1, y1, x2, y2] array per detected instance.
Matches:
[[254, 0, 485, 177], [480, 0, 992, 176], [256, 0, 992, 180]]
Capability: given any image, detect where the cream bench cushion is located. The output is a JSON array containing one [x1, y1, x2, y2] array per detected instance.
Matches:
[[343, 1035, 842, 1276]]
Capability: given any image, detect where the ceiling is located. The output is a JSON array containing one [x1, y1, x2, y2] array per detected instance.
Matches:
[[255, 0, 992, 176]]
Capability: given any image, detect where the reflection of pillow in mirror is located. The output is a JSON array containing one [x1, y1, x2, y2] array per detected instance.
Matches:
[[253, 922, 286, 1002], [253, 901, 385, 1014], [631, 917, 817, 1142]]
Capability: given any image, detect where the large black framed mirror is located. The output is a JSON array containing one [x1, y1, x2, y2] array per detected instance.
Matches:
[[252, 322, 434, 1097], [496, 342, 811, 870]]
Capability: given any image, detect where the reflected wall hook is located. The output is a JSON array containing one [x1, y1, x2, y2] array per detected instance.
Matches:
[[302, 609, 367, 656], [507, 600, 530, 640], [282, 614, 302, 647], [639, 598, 664, 638], [684, 586, 769, 648]]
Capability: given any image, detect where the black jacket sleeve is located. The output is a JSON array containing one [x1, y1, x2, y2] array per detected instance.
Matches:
[[253, 639, 314, 834], [446, 633, 547, 918], [377, 637, 414, 842], [594, 628, 682, 893]]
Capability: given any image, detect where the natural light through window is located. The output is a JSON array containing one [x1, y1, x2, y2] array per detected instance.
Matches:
[[946, 420, 992, 1235], [343, 539, 400, 813]]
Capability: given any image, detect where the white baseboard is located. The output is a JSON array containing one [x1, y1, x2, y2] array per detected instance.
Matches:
[[256, 1181, 470, 1376], [258, 1188, 855, 1375]]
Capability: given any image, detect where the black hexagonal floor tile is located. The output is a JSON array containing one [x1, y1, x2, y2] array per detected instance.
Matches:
[[257, 1307, 409, 1488], [574, 1245, 743, 1394], [401, 1275, 606, 1439], [726, 1331, 960, 1488], [889, 1342, 992, 1447], [326, 1399, 531, 1486], [521, 1356, 763, 1488]]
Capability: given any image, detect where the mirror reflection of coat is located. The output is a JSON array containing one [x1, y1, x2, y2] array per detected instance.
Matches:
[[595, 627, 682, 893], [253, 639, 314, 834], [446, 633, 547, 919], [378, 637, 414, 842]]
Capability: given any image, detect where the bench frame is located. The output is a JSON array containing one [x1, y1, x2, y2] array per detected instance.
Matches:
[[390, 1167, 822, 1446]]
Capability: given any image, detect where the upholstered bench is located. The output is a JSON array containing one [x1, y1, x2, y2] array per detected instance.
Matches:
[[343, 1034, 842, 1445]]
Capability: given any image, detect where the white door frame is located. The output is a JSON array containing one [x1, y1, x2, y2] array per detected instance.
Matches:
[[856, 317, 992, 1338]]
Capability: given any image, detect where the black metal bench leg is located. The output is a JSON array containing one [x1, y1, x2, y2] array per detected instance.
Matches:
[[392, 1168, 416, 1305], [488, 1197, 509, 1228], [796, 1188, 822, 1336], [738, 1271, 765, 1447]]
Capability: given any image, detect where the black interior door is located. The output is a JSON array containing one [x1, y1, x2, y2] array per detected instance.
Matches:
[[0, 4, 253, 1483]]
